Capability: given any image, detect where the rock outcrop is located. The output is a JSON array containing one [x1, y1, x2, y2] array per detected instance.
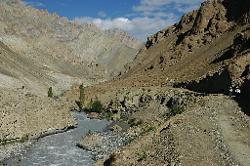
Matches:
[[104, 28, 142, 49]]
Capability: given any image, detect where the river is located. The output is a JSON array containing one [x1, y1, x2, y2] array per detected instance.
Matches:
[[2, 112, 110, 166]]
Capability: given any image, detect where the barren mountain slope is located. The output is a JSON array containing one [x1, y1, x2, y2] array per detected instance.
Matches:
[[85, 0, 250, 98], [0, 0, 141, 161], [0, 0, 142, 95]]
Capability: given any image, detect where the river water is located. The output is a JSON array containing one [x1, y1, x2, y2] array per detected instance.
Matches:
[[2, 112, 110, 166]]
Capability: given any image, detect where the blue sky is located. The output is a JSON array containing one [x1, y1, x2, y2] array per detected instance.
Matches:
[[24, 0, 204, 41]]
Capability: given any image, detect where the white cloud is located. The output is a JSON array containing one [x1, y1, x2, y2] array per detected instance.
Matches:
[[97, 11, 107, 18], [75, 17, 175, 41], [75, 0, 204, 41], [75, 16, 176, 41], [23, 1, 45, 7], [133, 0, 203, 14]]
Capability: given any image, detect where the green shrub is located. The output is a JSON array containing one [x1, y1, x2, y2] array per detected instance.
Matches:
[[128, 118, 143, 127], [20, 134, 29, 143], [91, 100, 103, 113], [102, 111, 113, 120], [48, 87, 53, 98], [169, 106, 184, 116], [0, 139, 7, 146], [86, 100, 103, 113], [145, 126, 156, 133]]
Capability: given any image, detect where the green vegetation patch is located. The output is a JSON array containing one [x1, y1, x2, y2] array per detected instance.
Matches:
[[169, 106, 185, 116], [85, 100, 103, 113], [128, 118, 143, 127], [0, 134, 30, 146]]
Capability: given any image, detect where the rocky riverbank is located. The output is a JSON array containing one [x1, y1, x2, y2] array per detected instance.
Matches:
[[0, 88, 75, 161], [71, 85, 250, 166], [73, 86, 197, 163], [1, 112, 110, 166]]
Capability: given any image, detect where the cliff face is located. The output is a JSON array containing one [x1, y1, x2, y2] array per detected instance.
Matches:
[[0, 1, 142, 94]]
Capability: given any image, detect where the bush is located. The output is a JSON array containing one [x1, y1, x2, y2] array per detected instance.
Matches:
[[101, 111, 113, 120], [128, 118, 143, 127], [0, 139, 7, 146], [91, 100, 103, 113], [169, 106, 184, 116], [87, 100, 103, 113], [20, 134, 29, 143]]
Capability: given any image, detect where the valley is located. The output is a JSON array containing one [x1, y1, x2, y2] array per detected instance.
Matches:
[[0, 0, 250, 166]]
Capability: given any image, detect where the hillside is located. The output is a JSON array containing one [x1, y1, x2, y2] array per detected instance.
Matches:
[[0, 0, 141, 161], [85, 0, 250, 99], [1, 0, 250, 165], [0, 0, 142, 95], [76, 0, 250, 165]]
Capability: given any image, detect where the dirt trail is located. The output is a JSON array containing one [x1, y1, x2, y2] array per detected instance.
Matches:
[[218, 101, 250, 166]]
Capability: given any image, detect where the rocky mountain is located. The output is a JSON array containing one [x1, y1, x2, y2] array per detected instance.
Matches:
[[0, 1, 141, 159], [88, 0, 250, 99], [1, 0, 250, 165], [79, 1, 250, 165], [0, 0, 142, 95]]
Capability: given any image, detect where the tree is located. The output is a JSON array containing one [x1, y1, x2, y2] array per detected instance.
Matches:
[[48, 87, 53, 98], [79, 84, 85, 110]]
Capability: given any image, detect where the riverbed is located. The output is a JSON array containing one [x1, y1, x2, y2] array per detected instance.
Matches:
[[2, 112, 110, 166]]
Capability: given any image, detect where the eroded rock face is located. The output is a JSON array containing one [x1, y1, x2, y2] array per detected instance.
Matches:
[[104, 28, 142, 49], [145, 26, 176, 49], [187, 0, 250, 35], [174, 26, 250, 97], [191, 0, 229, 35], [177, 11, 197, 30], [145, 0, 250, 49], [174, 69, 232, 94]]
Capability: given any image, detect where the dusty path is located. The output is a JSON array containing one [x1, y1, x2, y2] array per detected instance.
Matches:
[[217, 99, 250, 166]]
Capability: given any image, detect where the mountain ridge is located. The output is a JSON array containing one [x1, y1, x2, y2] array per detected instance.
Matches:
[[85, 0, 250, 98], [0, 0, 142, 94]]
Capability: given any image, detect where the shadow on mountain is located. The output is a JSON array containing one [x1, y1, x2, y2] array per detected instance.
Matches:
[[174, 69, 250, 116], [223, 0, 250, 23], [211, 49, 234, 64], [235, 79, 250, 116], [174, 70, 232, 95], [234, 94, 250, 116]]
